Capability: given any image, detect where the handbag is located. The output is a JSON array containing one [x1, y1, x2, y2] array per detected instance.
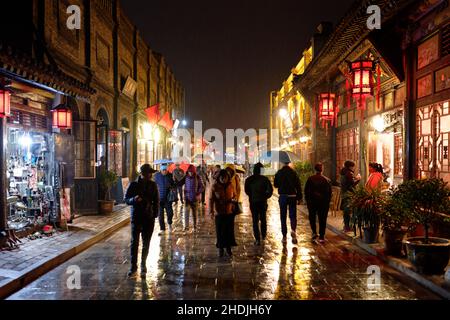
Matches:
[[232, 201, 243, 215], [168, 188, 178, 203]]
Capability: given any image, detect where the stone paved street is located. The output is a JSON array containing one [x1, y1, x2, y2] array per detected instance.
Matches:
[[7, 196, 440, 300]]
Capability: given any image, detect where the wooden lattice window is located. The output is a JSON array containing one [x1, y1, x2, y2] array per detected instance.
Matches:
[[336, 127, 359, 179], [417, 101, 450, 183], [441, 23, 450, 57], [394, 134, 403, 176]]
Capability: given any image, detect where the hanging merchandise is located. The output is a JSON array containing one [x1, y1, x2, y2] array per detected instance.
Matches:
[[6, 129, 56, 234]]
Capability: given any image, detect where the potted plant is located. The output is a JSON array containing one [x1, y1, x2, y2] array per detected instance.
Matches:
[[98, 170, 119, 214], [349, 186, 382, 244], [401, 178, 450, 274], [379, 187, 416, 256]]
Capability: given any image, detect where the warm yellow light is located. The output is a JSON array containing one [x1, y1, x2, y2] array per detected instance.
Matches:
[[154, 127, 161, 143], [372, 115, 385, 133], [143, 123, 153, 140], [299, 136, 310, 144], [279, 109, 288, 118]]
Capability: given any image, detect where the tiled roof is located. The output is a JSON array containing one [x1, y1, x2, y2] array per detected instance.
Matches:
[[0, 43, 96, 99]]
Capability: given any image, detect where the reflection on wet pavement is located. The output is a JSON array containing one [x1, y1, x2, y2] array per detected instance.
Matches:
[[8, 195, 439, 300]]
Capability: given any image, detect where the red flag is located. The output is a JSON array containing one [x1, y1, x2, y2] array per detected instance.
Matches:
[[144, 104, 159, 125], [158, 111, 174, 132]]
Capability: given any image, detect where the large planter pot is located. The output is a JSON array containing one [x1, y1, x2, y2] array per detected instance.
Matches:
[[409, 224, 425, 237], [384, 229, 406, 257], [98, 200, 114, 214], [362, 226, 379, 244], [404, 237, 450, 274]]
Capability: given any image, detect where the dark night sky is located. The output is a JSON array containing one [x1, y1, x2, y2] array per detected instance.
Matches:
[[121, 0, 355, 132]]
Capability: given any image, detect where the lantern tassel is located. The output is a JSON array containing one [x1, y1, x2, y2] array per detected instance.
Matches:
[[377, 63, 381, 110]]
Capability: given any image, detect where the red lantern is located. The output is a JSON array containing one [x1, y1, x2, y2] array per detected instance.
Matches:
[[51, 104, 72, 129], [349, 59, 375, 115], [0, 88, 11, 118], [318, 92, 338, 128]]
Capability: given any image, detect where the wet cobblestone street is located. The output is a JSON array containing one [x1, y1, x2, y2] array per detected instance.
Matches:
[[7, 196, 440, 300]]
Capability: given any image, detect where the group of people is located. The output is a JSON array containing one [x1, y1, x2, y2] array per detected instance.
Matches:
[[124, 158, 382, 278], [339, 160, 385, 231]]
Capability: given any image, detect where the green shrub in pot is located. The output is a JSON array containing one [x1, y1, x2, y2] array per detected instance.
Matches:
[[98, 170, 119, 214], [349, 186, 383, 244], [379, 186, 416, 256], [400, 178, 450, 274]]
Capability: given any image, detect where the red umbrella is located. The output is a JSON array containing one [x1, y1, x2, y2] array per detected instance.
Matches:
[[168, 162, 191, 173]]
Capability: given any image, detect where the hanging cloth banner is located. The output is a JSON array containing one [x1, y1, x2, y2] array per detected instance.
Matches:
[[144, 104, 160, 125], [158, 111, 174, 132]]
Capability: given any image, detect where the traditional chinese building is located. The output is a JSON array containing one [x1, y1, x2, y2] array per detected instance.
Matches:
[[0, 0, 185, 237], [271, 0, 450, 185]]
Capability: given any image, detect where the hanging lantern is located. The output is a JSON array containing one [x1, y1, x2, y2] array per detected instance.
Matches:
[[0, 87, 11, 118], [349, 59, 376, 116], [318, 92, 338, 128], [51, 104, 72, 129]]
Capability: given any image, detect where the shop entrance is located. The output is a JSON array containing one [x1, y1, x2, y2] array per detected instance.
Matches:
[[6, 128, 56, 232]]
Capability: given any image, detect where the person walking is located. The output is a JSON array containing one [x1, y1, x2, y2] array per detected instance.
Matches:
[[197, 164, 209, 205], [212, 164, 221, 181], [124, 164, 159, 277], [225, 164, 241, 200], [274, 162, 302, 244], [304, 163, 332, 243], [366, 163, 383, 192], [173, 163, 186, 204], [244, 162, 273, 245], [154, 164, 175, 233], [340, 160, 361, 232], [209, 169, 237, 257], [184, 165, 205, 232]]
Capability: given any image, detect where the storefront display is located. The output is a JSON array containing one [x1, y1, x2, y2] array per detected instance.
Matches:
[[6, 128, 57, 232]]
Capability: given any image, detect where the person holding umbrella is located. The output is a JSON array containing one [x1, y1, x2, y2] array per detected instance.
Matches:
[[124, 164, 159, 277], [154, 164, 176, 233], [274, 161, 302, 245]]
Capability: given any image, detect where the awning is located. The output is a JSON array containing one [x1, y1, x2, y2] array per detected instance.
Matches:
[[0, 43, 96, 100]]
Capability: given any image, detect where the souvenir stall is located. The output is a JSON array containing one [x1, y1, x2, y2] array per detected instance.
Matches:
[[4, 84, 74, 238]]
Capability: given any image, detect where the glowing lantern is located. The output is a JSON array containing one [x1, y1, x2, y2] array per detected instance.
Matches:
[[318, 92, 338, 128], [348, 59, 378, 116], [51, 104, 72, 129], [0, 87, 11, 118]]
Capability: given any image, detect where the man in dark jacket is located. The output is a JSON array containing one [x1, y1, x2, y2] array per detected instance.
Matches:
[[125, 164, 159, 277], [339, 160, 361, 232], [245, 163, 273, 245], [305, 163, 332, 243], [154, 164, 175, 233], [173, 164, 186, 204], [274, 162, 302, 245]]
